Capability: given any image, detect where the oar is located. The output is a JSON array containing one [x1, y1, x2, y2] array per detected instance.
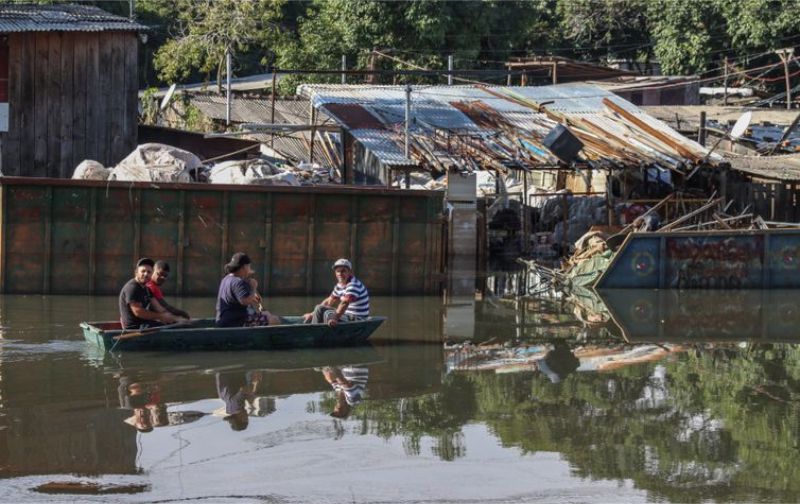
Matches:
[[113, 321, 194, 341]]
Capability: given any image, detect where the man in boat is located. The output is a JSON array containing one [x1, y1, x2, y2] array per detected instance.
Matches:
[[146, 260, 191, 320], [303, 258, 370, 327], [216, 252, 281, 327], [118, 258, 185, 330]]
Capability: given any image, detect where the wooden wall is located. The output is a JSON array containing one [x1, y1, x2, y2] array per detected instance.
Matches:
[[1, 31, 138, 178]]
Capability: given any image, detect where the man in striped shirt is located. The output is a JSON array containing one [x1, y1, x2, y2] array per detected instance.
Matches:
[[303, 258, 370, 326]]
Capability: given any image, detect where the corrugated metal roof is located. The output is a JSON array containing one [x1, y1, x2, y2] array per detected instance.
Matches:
[[0, 4, 147, 32], [298, 83, 713, 170], [350, 129, 415, 166], [727, 154, 800, 182]]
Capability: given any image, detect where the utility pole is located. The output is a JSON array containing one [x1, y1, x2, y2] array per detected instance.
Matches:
[[129, 0, 135, 20], [341, 55, 347, 85], [776, 48, 795, 110], [723, 57, 728, 106], [447, 54, 453, 86], [404, 85, 411, 158], [225, 49, 232, 126]]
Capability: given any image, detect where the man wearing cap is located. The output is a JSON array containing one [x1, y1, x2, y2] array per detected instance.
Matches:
[[303, 258, 370, 326], [146, 260, 191, 320], [216, 252, 280, 327], [119, 258, 185, 330]]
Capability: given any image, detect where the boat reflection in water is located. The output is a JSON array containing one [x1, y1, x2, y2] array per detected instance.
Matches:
[[597, 289, 800, 343]]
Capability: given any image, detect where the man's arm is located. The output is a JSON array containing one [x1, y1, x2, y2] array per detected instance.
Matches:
[[130, 301, 178, 323], [327, 299, 350, 327], [159, 298, 190, 319]]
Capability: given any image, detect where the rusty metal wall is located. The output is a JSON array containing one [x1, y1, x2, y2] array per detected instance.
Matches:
[[0, 177, 445, 296]]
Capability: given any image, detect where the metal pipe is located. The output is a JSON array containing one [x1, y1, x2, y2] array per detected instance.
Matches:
[[226, 49, 232, 126], [447, 55, 453, 86], [341, 55, 347, 85], [404, 85, 411, 158]]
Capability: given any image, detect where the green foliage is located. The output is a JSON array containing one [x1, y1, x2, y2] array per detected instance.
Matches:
[[145, 0, 286, 88], [135, 0, 800, 92]]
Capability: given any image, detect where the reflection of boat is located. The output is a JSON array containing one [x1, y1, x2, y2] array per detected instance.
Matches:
[[81, 316, 386, 351], [99, 345, 385, 375], [598, 289, 800, 342]]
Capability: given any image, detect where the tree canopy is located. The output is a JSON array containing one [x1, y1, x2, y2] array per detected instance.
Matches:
[[128, 0, 800, 92]]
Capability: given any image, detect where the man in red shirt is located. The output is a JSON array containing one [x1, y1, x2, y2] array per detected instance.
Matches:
[[146, 261, 191, 320]]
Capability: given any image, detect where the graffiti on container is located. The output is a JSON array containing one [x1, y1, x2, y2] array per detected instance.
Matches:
[[665, 236, 764, 289]]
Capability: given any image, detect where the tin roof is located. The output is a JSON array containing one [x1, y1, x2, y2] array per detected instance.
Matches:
[[0, 4, 146, 32], [297, 83, 715, 171]]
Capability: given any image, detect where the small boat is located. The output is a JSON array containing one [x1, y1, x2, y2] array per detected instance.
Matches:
[[81, 316, 386, 352]]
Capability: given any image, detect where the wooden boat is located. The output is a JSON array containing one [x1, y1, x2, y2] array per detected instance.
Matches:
[[81, 316, 386, 352]]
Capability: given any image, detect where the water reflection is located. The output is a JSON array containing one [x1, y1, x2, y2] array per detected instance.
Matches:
[[1, 291, 800, 502]]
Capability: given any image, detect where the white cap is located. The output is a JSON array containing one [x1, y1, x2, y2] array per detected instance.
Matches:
[[332, 258, 352, 270]]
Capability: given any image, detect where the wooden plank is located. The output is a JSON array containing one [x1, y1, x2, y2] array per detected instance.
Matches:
[[47, 32, 62, 178], [59, 32, 74, 178], [5, 34, 22, 175], [19, 34, 35, 175], [123, 34, 138, 156], [33, 33, 49, 177], [108, 33, 125, 164], [71, 33, 88, 171], [133, 189, 141, 264], [84, 33, 99, 164], [96, 33, 112, 165]]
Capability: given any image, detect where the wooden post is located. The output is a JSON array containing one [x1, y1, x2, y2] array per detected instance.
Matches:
[[698, 111, 707, 146], [723, 57, 728, 106], [263, 193, 273, 295], [270, 70, 277, 149], [309, 105, 316, 164], [306, 195, 315, 294], [552, 61, 558, 85], [43, 187, 53, 294], [88, 187, 97, 294], [776, 48, 794, 110], [176, 191, 185, 296]]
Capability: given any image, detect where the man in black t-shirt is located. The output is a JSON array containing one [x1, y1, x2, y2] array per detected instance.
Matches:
[[119, 258, 184, 329]]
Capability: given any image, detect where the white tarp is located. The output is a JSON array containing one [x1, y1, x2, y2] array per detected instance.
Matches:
[[71, 159, 110, 180], [108, 143, 199, 183]]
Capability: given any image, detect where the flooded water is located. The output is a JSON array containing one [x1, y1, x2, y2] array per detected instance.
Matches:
[[1, 288, 799, 503]]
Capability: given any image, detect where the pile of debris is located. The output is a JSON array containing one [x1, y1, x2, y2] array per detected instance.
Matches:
[[71, 143, 339, 187], [520, 190, 800, 292]]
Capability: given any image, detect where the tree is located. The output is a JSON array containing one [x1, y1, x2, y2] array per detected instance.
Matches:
[[647, 0, 726, 75], [556, 0, 653, 63], [148, 0, 287, 89]]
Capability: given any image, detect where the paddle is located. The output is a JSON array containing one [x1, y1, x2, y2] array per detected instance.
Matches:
[[113, 320, 194, 341]]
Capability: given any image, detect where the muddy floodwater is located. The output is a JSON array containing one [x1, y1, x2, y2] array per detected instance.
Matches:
[[1, 289, 800, 503]]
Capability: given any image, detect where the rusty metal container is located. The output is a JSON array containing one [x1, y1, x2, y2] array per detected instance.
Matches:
[[0, 177, 445, 296]]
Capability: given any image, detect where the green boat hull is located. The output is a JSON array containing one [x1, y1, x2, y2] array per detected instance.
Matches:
[[81, 316, 386, 352]]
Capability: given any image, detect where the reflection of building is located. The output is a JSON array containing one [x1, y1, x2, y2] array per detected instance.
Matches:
[[0, 359, 138, 477]]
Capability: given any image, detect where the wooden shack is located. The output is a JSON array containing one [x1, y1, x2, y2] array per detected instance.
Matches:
[[0, 4, 145, 178]]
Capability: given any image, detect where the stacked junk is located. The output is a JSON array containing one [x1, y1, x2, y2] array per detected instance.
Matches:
[[72, 143, 338, 186]]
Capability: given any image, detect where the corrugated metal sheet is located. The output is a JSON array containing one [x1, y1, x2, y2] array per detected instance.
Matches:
[[350, 129, 415, 166], [0, 4, 147, 32], [298, 83, 714, 170], [727, 154, 800, 182]]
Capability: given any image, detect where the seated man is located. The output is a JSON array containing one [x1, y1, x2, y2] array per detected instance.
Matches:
[[146, 260, 190, 320], [119, 258, 184, 330], [304, 258, 369, 326], [216, 252, 280, 327]]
